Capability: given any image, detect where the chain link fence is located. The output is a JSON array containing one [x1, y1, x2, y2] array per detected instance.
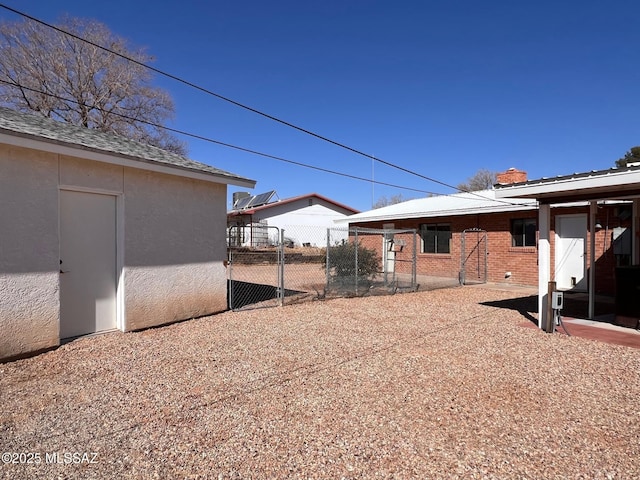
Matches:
[[227, 225, 457, 310], [227, 226, 283, 310], [322, 227, 418, 298]]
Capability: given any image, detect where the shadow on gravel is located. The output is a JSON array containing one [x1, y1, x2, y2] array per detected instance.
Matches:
[[227, 279, 305, 310], [481, 295, 538, 324], [481, 293, 617, 326]]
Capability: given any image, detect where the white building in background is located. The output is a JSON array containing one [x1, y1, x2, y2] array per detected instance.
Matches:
[[227, 192, 359, 247]]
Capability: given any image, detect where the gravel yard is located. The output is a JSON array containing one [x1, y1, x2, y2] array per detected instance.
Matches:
[[1, 286, 639, 479]]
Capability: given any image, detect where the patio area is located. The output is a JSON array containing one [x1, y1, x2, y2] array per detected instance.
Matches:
[[475, 282, 640, 349]]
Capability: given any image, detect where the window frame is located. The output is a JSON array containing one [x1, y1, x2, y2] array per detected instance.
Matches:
[[419, 223, 452, 254], [511, 218, 537, 247]]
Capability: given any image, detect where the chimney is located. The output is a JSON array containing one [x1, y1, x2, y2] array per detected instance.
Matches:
[[496, 168, 527, 185]]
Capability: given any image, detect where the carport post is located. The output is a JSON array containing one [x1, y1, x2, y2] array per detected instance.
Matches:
[[545, 281, 556, 333], [538, 203, 551, 330], [588, 201, 597, 319]]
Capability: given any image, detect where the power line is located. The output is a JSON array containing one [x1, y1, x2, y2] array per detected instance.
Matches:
[[0, 4, 522, 206], [0, 81, 523, 206], [0, 78, 438, 195], [0, 3, 517, 205]]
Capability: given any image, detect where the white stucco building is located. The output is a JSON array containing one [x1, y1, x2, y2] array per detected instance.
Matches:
[[0, 107, 255, 361], [227, 192, 359, 247]]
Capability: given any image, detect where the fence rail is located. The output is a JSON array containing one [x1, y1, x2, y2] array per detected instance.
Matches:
[[227, 225, 456, 310]]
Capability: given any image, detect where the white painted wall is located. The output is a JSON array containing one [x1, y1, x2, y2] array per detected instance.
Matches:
[[122, 168, 228, 330], [0, 145, 60, 358], [1, 145, 229, 360]]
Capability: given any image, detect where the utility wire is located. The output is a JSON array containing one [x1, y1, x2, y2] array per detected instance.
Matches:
[[0, 3, 523, 207], [0, 78, 440, 195]]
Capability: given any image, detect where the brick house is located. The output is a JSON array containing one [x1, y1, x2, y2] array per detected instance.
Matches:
[[340, 169, 634, 297], [495, 166, 640, 329]]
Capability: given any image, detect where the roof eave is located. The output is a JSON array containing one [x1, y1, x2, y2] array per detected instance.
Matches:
[[338, 203, 538, 224], [495, 168, 640, 202], [0, 129, 256, 188]]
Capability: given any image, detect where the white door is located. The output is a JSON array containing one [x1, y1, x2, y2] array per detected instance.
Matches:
[[555, 215, 587, 291], [382, 224, 395, 281], [60, 190, 117, 338]]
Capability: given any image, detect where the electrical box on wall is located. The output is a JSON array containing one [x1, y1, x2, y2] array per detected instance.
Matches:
[[551, 291, 564, 310]]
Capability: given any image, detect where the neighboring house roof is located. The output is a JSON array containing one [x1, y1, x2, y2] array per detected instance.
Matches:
[[338, 189, 537, 224], [495, 165, 640, 203], [228, 192, 359, 216], [0, 106, 255, 188]]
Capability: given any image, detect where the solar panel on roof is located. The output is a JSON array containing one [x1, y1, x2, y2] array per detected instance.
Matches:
[[234, 196, 254, 210], [247, 190, 276, 208]]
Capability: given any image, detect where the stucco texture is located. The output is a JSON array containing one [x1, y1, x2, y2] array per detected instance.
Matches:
[[122, 168, 228, 331], [1, 143, 229, 360], [0, 145, 60, 358], [0, 273, 60, 357]]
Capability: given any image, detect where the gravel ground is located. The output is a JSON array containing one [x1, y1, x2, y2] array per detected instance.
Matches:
[[1, 286, 639, 479]]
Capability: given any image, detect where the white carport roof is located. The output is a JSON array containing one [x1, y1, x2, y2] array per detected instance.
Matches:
[[338, 189, 537, 224], [494, 165, 640, 203], [494, 165, 640, 331]]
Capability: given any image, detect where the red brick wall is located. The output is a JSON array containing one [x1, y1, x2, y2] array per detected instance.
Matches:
[[496, 168, 527, 185], [350, 204, 631, 295]]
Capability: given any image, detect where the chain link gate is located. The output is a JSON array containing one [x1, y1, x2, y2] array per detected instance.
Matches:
[[227, 225, 419, 310], [227, 226, 284, 310], [460, 228, 488, 285], [323, 227, 418, 297]]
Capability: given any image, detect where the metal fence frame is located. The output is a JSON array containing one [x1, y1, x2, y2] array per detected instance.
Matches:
[[327, 227, 418, 296], [460, 228, 488, 285], [227, 226, 420, 311], [227, 226, 284, 310]]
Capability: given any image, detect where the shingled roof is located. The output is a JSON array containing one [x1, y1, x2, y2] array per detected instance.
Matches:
[[0, 107, 255, 187]]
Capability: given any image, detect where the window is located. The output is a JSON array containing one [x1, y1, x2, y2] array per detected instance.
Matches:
[[420, 223, 451, 254], [511, 218, 536, 247]]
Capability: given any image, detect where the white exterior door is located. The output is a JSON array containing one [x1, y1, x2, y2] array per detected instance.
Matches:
[[382, 223, 395, 278], [60, 190, 117, 338], [555, 214, 587, 291]]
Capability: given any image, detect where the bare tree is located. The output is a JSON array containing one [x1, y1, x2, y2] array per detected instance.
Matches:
[[0, 16, 186, 155], [457, 169, 497, 192], [372, 194, 411, 209]]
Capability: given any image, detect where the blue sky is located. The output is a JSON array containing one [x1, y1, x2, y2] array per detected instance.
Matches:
[[4, 1, 640, 211]]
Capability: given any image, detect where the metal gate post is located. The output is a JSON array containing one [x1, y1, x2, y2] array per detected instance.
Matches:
[[326, 228, 330, 288], [483, 231, 488, 283], [412, 229, 417, 290], [279, 228, 285, 306], [354, 228, 359, 296], [460, 233, 466, 285], [228, 249, 234, 310], [460, 228, 488, 285]]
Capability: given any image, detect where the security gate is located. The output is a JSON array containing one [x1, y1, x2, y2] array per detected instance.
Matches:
[[227, 226, 284, 310], [460, 228, 487, 285]]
